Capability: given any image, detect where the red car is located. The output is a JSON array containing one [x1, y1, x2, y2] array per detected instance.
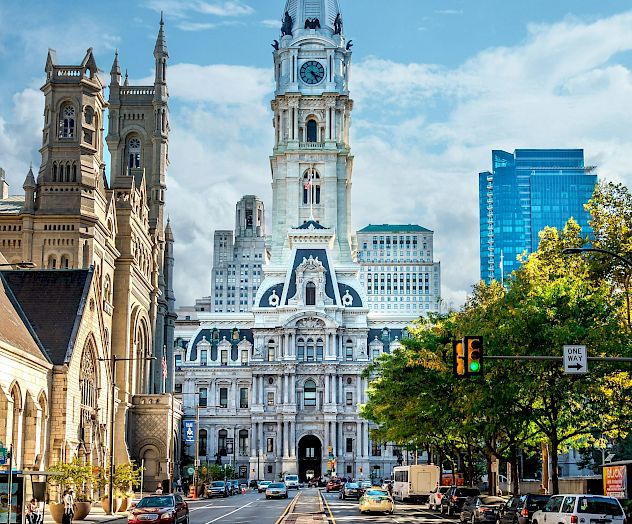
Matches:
[[128, 495, 189, 524], [326, 479, 344, 492]]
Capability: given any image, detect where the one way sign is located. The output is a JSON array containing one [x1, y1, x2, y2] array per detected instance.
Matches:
[[563, 345, 588, 375]]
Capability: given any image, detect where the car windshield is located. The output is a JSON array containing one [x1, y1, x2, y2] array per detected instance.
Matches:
[[577, 498, 623, 516], [361, 481, 372, 486], [526, 496, 550, 510], [458, 488, 481, 497], [286, 476, 298, 480], [346, 483, 360, 488], [136, 497, 173, 508], [268, 483, 285, 489], [211, 482, 225, 487], [259, 481, 271, 484]]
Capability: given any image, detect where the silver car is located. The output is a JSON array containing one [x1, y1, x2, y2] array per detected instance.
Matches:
[[265, 482, 289, 499]]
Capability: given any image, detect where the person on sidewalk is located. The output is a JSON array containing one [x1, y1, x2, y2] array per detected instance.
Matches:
[[26, 498, 42, 524], [155, 485, 163, 495], [62, 490, 75, 524]]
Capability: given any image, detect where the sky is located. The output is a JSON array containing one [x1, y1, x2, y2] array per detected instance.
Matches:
[[2, 0, 632, 308]]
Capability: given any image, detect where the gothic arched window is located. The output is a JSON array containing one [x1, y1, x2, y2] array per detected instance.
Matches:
[[306, 119, 317, 142], [52, 163, 57, 182], [304, 380, 316, 407], [127, 136, 142, 169], [79, 341, 98, 443], [306, 282, 316, 305], [59, 104, 75, 139]]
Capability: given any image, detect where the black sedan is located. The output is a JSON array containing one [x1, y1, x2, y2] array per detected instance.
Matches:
[[460, 495, 506, 524], [339, 482, 362, 500]]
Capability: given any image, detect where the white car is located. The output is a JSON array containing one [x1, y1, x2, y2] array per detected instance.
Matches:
[[284, 475, 300, 490], [257, 480, 272, 493], [532, 494, 625, 524], [266, 483, 289, 499], [429, 486, 450, 511]]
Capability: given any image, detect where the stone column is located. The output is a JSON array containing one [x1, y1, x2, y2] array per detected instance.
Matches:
[[356, 377, 362, 408], [291, 374, 296, 405], [284, 421, 290, 458], [258, 422, 264, 455], [332, 373, 337, 406], [332, 422, 337, 460], [277, 421, 283, 457], [290, 421, 296, 457], [250, 425, 256, 456], [338, 375, 343, 405], [284, 374, 289, 404], [355, 422, 362, 464], [324, 374, 330, 404], [259, 375, 264, 404]]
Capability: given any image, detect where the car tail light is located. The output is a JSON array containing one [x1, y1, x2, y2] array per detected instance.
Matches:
[[570, 516, 578, 524], [521, 508, 529, 517]]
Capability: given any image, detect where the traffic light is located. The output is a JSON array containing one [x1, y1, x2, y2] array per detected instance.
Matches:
[[465, 336, 483, 375], [453, 340, 466, 378]]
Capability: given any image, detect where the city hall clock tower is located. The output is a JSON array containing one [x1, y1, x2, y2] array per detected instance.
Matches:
[[269, 0, 354, 266]]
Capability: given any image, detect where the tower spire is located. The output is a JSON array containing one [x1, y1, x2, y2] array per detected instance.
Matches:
[[154, 13, 168, 58], [110, 50, 121, 86]]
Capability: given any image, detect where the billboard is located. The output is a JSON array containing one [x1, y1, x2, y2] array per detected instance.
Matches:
[[0, 474, 24, 524], [604, 465, 627, 499], [183, 421, 196, 444]]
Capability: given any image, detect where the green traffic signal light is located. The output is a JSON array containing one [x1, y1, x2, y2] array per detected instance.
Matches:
[[469, 360, 480, 372], [465, 336, 483, 376]]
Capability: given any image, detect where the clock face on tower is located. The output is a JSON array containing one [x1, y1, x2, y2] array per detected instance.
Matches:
[[300, 61, 325, 85]]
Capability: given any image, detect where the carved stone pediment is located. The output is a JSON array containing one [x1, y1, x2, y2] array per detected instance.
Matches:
[[297, 318, 325, 329]]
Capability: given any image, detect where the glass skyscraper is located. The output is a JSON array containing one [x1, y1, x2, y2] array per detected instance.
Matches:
[[479, 149, 597, 283]]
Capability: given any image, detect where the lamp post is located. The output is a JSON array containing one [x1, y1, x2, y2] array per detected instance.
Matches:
[[100, 355, 154, 515]]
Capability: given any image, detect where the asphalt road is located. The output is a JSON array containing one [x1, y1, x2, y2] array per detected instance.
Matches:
[[321, 491, 460, 524], [187, 489, 297, 524]]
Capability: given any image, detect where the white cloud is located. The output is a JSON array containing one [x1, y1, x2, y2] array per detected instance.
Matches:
[[260, 19, 280, 28], [434, 9, 463, 15], [144, 0, 254, 19]]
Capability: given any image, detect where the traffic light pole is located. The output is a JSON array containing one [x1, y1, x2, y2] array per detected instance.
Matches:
[[484, 356, 632, 363]]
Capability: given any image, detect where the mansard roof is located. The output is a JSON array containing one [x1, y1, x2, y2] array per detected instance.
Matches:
[[285, 248, 336, 305], [1, 269, 93, 365], [282, 0, 343, 36], [358, 224, 433, 233]]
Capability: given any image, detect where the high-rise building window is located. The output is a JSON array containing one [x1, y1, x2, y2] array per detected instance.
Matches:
[[306, 282, 316, 305], [221, 349, 228, 366], [218, 429, 227, 456], [345, 340, 353, 361], [267, 340, 276, 362], [306, 119, 317, 142], [219, 387, 228, 408], [346, 438, 353, 453], [306, 339, 315, 362], [346, 391, 353, 406], [239, 429, 249, 456], [198, 429, 207, 456], [297, 339, 305, 360]]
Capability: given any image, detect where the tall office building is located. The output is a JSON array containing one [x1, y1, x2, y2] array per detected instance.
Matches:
[[479, 149, 597, 283], [356, 224, 441, 317], [208, 195, 269, 313]]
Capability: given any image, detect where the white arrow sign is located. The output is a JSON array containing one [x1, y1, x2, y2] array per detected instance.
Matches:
[[563, 345, 588, 374]]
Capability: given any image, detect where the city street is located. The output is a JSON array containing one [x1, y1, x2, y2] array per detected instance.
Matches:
[[186, 490, 297, 524]]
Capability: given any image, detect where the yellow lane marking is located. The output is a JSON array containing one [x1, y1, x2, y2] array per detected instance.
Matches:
[[274, 491, 302, 524], [320, 491, 337, 524]]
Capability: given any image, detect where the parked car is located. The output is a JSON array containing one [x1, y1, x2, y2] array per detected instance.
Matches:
[[284, 474, 300, 490], [326, 478, 344, 492], [429, 486, 451, 511], [460, 495, 506, 523], [441, 486, 481, 516], [249, 479, 259, 488], [257, 480, 272, 493], [230, 480, 241, 494], [498, 494, 551, 524], [358, 489, 395, 515], [339, 482, 362, 500], [532, 495, 625, 524], [128, 495, 189, 524], [265, 483, 289, 499], [359, 480, 373, 494], [207, 481, 229, 498]]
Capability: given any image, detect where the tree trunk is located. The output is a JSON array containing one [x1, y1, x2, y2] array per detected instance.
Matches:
[[550, 439, 560, 495], [510, 444, 519, 495], [541, 441, 549, 494], [486, 453, 493, 495]]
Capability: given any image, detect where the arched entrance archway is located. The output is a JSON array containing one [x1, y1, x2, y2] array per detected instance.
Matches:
[[298, 435, 322, 482]]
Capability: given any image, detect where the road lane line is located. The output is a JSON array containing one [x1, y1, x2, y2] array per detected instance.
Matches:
[[273, 491, 302, 524], [320, 490, 336, 524], [202, 500, 255, 523]]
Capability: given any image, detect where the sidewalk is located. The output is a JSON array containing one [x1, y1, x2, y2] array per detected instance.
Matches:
[[43, 503, 127, 524], [281, 489, 328, 524]]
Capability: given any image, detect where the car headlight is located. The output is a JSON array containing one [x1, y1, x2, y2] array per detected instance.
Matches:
[[160, 512, 174, 520]]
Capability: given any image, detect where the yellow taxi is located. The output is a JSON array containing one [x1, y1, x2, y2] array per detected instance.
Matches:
[[358, 488, 395, 514]]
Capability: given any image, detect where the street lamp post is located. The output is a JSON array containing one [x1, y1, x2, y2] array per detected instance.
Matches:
[[562, 247, 632, 269], [100, 355, 154, 515]]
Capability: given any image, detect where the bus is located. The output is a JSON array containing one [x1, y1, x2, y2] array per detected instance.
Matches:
[[392, 464, 441, 502]]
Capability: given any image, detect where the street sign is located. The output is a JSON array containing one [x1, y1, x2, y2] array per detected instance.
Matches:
[[183, 421, 196, 443], [0, 443, 6, 465], [563, 345, 588, 374]]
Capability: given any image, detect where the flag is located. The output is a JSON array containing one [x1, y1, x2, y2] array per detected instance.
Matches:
[[304, 177, 313, 190], [162, 355, 168, 378]]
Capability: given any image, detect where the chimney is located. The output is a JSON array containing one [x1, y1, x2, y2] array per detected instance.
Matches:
[[0, 168, 8, 200]]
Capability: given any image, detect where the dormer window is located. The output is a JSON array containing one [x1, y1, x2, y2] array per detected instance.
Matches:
[[127, 136, 142, 169], [59, 105, 75, 139]]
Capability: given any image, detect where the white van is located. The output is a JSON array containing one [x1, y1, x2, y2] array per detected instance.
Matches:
[[284, 474, 299, 489]]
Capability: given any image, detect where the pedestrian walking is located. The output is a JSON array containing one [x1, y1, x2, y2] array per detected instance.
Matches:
[[62, 490, 75, 524], [176, 479, 182, 493]]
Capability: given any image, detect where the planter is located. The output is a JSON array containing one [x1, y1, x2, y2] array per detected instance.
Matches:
[[118, 497, 130, 512], [48, 502, 64, 524], [100, 497, 123, 514], [73, 502, 92, 520]]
